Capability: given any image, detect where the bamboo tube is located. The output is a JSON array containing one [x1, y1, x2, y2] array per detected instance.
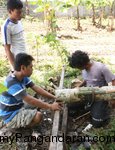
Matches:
[[55, 86, 115, 103]]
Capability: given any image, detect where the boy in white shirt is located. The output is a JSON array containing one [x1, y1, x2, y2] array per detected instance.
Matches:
[[1, 0, 26, 70]]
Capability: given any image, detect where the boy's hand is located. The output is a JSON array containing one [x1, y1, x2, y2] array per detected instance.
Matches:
[[50, 102, 63, 111]]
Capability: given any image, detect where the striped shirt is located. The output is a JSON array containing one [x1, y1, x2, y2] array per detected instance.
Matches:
[[0, 73, 34, 124], [1, 18, 26, 57]]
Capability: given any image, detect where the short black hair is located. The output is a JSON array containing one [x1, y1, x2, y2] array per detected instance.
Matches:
[[14, 53, 34, 71], [7, 0, 23, 10], [68, 50, 90, 68]]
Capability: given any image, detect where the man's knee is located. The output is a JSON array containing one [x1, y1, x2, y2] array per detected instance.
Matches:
[[34, 111, 43, 123]]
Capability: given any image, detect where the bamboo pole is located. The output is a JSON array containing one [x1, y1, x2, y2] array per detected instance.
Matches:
[[55, 86, 115, 103], [49, 65, 65, 150]]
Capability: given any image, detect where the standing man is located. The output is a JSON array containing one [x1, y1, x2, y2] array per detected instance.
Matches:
[[1, 0, 26, 70]]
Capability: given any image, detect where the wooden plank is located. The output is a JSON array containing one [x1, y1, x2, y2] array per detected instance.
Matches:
[[62, 104, 68, 135], [58, 65, 65, 89], [57, 65, 68, 150], [62, 104, 68, 150], [49, 66, 65, 150], [57, 139, 63, 150], [48, 111, 60, 150]]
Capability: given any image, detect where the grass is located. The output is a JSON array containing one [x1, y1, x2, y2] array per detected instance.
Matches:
[[89, 116, 115, 150]]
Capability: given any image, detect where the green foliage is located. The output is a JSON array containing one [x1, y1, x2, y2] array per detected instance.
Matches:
[[64, 66, 81, 88], [84, 0, 111, 9], [91, 56, 115, 73], [92, 56, 111, 64], [45, 32, 57, 43], [31, 0, 87, 34], [97, 0, 108, 7], [107, 0, 115, 7], [85, 0, 97, 8], [31, 0, 70, 12], [0, 59, 9, 93], [31, 67, 61, 88], [44, 32, 69, 64], [0, 59, 10, 77], [0, 83, 7, 94], [30, 31, 70, 88], [0, 0, 7, 6], [67, 0, 81, 6], [90, 117, 115, 150], [30, 32, 69, 86], [65, 66, 81, 78], [0, 18, 4, 26]]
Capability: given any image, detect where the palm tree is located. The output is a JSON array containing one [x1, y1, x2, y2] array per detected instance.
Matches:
[[63, 0, 83, 31], [25, 0, 29, 15], [85, 0, 97, 25], [107, 0, 115, 31]]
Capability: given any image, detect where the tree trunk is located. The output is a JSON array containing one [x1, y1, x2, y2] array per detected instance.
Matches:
[[107, 2, 114, 31], [56, 86, 115, 103], [49, 66, 65, 150], [92, 4, 96, 26], [50, 9, 56, 34], [107, 16, 114, 31], [44, 9, 50, 33], [76, 5, 82, 31], [25, 0, 29, 15], [98, 7, 104, 27]]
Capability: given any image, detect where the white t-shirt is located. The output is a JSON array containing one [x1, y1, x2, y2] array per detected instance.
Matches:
[[1, 18, 26, 57]]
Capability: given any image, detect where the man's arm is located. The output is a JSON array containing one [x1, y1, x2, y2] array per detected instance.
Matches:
[[23, 94, 61, 111], [31, 85, 56, 99], [4, 44, 15, 69], [112, 79, 115, 86], [79, 80, 86, 87], [1, 24, 14, 67], [102, 65, 115, 86]]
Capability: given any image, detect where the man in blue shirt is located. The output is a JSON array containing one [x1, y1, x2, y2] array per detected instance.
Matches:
[[0, 53, 61, 128]]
